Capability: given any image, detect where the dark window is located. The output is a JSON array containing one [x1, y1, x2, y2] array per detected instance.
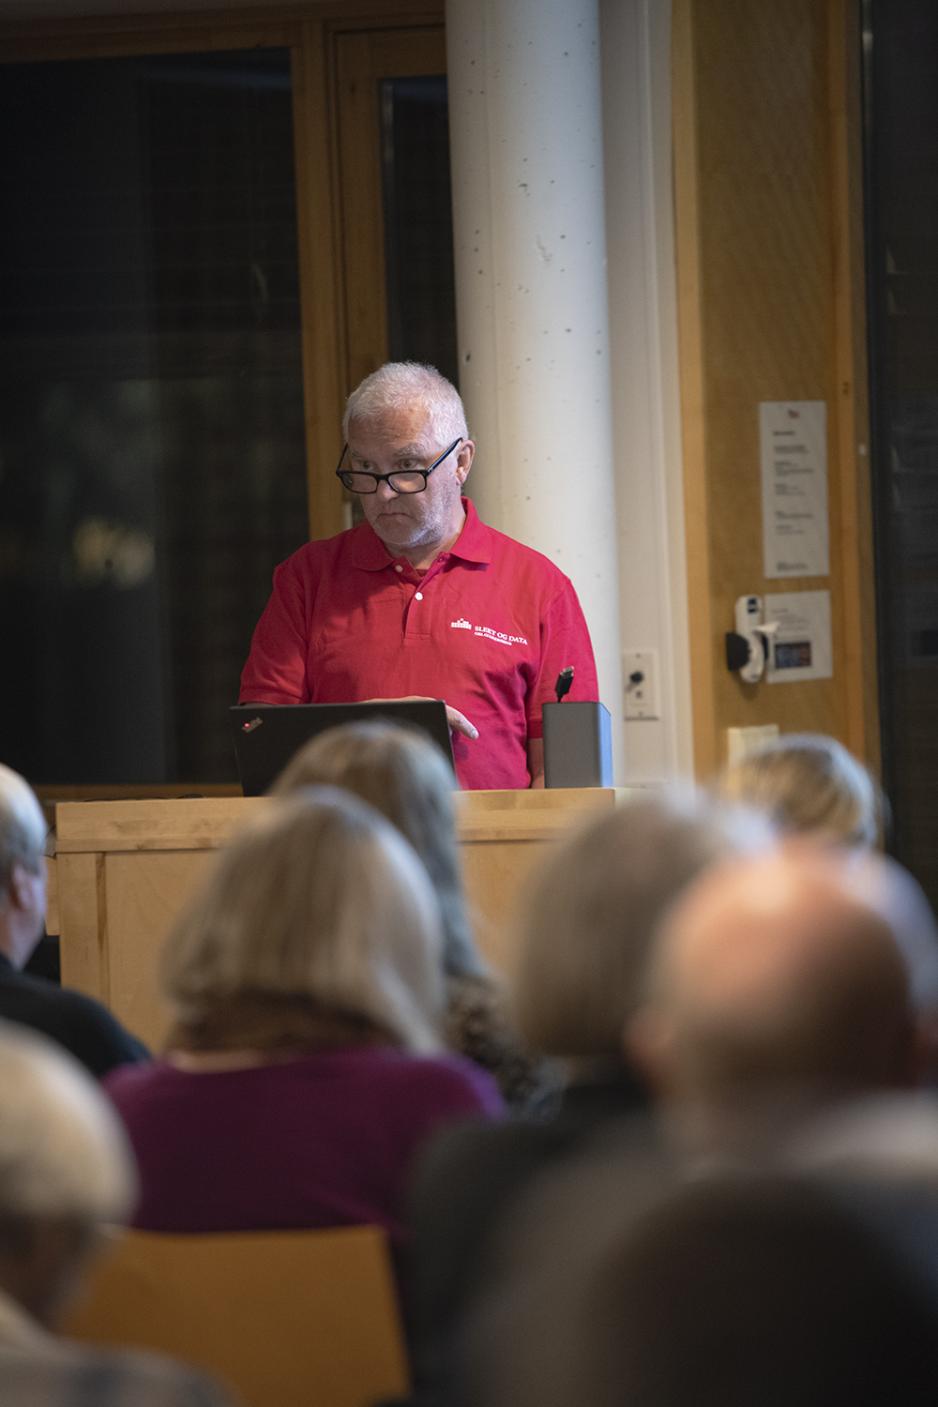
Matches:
[[381, 75, 458, 384], [0, 48, 308, 784], [865, 0, 938, 902]]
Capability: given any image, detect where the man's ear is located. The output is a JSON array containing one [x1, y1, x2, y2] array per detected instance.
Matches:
[[8, 862, 35, 912], [456, 439, 475, 484]]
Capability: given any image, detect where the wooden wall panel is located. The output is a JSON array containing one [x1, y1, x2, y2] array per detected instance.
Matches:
[[673, 0, 876, 777], [55, 790, 617, 1051]]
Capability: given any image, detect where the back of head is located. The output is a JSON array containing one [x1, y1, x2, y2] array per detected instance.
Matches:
[[513, 789, 771, 1061], [274, 722, 482, 978], [718, 732, 883, 848], [162, 787, 444, 1053], [484, 1170, 938, 1407], [0, 1021, 134, 1228], [0, 763, 46, 899], [343, 361, 468, 443], [0, 1022, 135, 1326], [635, 846, 918, 1142]]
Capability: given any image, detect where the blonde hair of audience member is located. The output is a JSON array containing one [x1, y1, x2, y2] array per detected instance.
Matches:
[[513, 790, 771, 1068], [717, 732, 883, 848], [630, 845, 920, 1152], [162, 788, 444, 1057], [0, 1021, 135, 1326], [273, 721, 483, 979]]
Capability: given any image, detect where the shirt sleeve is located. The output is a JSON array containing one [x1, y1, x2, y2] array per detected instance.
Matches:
[[238, 556, 311, 705], [526, 576, 600, 739]]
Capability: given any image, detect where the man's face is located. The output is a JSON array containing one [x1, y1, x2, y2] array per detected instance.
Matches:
[[4, 857, 46, 969], [348, 406, 471, 561]]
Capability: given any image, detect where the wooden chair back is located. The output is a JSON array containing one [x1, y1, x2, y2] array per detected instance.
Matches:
[[63, 1224, 410, 1407]]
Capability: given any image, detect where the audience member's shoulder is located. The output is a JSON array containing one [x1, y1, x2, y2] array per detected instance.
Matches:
[[374, 1046, 504, 1117], [413, 1107, 563, 1206], [103, 1054, 164, 1102], [9, 972, 149, 1079], [0, 1343, 233, 1407]]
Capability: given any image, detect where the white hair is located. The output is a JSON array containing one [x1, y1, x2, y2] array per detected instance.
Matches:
[[0, 1021, 135, 1225], [0, 764, 46, 897], [343, 362, 468, 447]]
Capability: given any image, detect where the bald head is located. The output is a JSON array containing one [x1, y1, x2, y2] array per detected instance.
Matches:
[[632, 847, 922, 1141]]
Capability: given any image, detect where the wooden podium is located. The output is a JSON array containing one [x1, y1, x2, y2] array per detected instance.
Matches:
[[54, 788, 617, 1051]]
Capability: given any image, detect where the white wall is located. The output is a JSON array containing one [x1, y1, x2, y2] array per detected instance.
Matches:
[[600, 0, 694, 782], [446, 0, 625, 779]]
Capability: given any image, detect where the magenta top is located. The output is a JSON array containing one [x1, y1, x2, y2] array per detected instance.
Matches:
[[105, 1045, 502, 1242]]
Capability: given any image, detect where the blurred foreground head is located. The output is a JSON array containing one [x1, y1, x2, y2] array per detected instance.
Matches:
[[717, 732, 884, 848], [512, 790, 771, 1068], [631, 844, 938, 1151], [473, 1155, 938, 1407], [0, 1021, 135, 1326], [163, 787, 444, 1054]]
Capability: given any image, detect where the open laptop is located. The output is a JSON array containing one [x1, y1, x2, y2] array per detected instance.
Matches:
[[229, 700, 455, 796]]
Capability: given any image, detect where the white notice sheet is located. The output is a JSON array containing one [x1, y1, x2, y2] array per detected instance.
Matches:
[[760, 400, 829, 578]]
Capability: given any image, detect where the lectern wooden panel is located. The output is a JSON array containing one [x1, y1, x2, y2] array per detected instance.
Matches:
[[55, 789, 617, 1050]]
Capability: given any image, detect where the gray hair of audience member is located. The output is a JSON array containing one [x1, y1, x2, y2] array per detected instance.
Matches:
[[162, 788, 445, 1054], [512, 790, 772, 1062], [273, 721, 484, 980], [0, 763, 46, 898], [717, 732, 884, 849], [0, 1019, 135, 1239], [468, 1154, 938, 1407], [342, 361, 469, 446], [631, 846, 924, 1134]]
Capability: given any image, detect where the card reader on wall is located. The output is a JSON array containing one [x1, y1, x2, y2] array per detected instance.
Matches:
[[725, 595, 778, 685], [542, 667, 613, 788]]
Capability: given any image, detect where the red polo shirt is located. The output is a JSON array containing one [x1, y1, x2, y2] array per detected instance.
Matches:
[[239, 499, 599, 790]]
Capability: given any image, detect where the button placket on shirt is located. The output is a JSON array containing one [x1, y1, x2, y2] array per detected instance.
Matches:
[[395, 555, 448, 640]]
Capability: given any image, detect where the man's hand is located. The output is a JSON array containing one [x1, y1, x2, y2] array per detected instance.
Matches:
[[527, 736, 545, 788], [362, 696, 479, 741]]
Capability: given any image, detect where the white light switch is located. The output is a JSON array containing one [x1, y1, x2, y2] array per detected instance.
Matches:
[[623, 650, 659, 721]]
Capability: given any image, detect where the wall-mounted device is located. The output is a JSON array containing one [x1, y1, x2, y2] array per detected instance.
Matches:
[[725, 595, 778, 684]]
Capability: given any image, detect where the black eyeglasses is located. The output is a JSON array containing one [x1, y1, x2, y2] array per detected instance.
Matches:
[[335, 438, 462, 496]]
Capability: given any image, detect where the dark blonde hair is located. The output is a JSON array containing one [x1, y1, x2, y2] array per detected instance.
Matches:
[[513, 790, 770, 1060], [273, 721, 485, 979], [162, 788, 443, 1053], [717, 734, 884, 849]]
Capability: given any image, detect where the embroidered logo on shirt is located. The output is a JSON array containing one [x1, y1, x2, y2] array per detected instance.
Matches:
[[451, 617, 528, 647], [473, 624, 529, 647]]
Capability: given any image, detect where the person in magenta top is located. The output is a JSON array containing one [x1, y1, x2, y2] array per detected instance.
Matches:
[[105, 788, 502, 1243], [238, 361, 599, 790]]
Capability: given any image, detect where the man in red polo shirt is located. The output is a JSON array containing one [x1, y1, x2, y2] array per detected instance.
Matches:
[[239, 362, 598, 790]]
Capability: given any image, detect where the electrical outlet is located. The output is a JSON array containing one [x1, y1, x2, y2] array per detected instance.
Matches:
[[623, 649, 659, 721]]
